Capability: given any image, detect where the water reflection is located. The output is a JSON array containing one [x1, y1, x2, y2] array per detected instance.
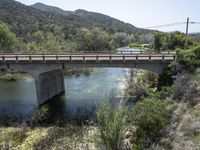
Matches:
[[0, 68, 128, 123]]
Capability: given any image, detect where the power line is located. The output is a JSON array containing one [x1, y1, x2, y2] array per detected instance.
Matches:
[[146, 22, 185, 29], [146, 21, 200, 29], [192, 22, 200, 24]]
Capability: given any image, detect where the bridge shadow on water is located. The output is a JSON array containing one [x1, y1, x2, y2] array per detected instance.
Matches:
[[33, 93, 98, 127], [0, 93, 100, 127]]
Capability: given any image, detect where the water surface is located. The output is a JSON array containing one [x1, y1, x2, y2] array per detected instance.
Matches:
[[0, 68, 128, 122]]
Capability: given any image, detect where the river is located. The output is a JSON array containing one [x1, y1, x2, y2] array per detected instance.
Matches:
[[0, 68, 129, 122]]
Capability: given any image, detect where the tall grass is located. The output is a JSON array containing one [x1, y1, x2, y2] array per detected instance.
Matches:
[[96, 100, 127, 150]]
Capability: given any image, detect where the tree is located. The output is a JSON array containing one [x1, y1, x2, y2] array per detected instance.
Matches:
[[169, 32, 187, 50], [113, 32, 130, 47], [153, 31, 194, 52], [76, 27, 115, 52], [26, 25, 76, 54], [0, 21, 18, 53], [153, 33, 163, 52], [177, 45, 200, 72]]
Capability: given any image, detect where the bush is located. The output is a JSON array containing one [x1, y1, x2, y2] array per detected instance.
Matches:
[[172, 73, 200, 105], [157, 61, 182, 88], [140, 71, 158, 89], [148, 86, 172, 100], [124, 69, 149, 102], [177, 45, 200, 72], [96, 100, 127, 150], [130, 98, 169, 138]]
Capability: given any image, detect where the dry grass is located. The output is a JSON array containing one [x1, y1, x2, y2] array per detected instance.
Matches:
[[0, 124, 98, 150]]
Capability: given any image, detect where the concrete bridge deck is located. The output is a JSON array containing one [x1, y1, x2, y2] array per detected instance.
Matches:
[[0, 53, 175, 104]]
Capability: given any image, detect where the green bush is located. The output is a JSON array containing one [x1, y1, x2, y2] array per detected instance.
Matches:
[[140, 71, 158, 89], [124, 69, 149, 102], [157, 61, 180, 88], [130, 98, 169, 138], [149, 86, 172, 100], [96, 100, 127, 150], [35, 105, 52, 122], [177, 45, 200, 72], [130, 43, 142, 48]]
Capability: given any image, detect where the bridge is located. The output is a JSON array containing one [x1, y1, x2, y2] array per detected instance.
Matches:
[[0, 53, 175, 104]]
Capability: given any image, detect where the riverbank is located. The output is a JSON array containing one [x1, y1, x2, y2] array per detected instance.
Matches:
[[1, 102, 200, 150], [0, 71, 32, 81], [0, 68, 94, 81], [0, 123, 99, 150]]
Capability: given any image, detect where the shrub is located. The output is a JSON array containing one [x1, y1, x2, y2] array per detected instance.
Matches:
[[35, 105, 52, 122], [172, 73, 200, 105], [157, 61, 181, 88], [176, 45, 200, 72], [149, 86, 172, 100], [130, 98, 169, 138], [124, 69, 149, 102], [140, 71, 158, 89], [96, 100, 127, 150]]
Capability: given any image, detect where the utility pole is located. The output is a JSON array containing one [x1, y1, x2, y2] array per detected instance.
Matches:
[[184, 17, 189, 49]]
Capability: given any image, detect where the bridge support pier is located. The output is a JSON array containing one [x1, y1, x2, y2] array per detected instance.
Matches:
[[34, 70, 65, 104]]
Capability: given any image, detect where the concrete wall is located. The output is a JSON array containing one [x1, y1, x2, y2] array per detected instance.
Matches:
[[34, 70, 64, 104], [0, 63, 65, 104]]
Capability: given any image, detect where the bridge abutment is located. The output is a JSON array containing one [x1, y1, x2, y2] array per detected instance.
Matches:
[[34, 70, 65, 104]]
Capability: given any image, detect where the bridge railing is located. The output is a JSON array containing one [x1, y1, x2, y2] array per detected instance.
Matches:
[[0, 50, 176, 55], [0, 54, 176, 62]]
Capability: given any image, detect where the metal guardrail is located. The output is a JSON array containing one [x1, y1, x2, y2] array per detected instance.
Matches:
[[0, 50, 176, 55], [0, 54, 176, 62]]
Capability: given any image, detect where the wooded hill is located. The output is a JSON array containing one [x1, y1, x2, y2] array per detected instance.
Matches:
[[0, 0, 153, 53], [31, 2, 151, 34]]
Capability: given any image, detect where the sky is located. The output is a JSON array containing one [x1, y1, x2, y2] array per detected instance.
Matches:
[[15, 0, 200, 33]]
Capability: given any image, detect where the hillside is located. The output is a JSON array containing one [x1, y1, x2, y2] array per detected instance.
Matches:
[[31, 2, 72, 16], [31, 2, 148, 34], [0, 0, 91, 39], [0, 0, 154, 53]]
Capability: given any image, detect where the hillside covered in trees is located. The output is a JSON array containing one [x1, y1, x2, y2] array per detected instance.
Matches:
[[0, 0, 154, 54], [31, 3, 152, 34]]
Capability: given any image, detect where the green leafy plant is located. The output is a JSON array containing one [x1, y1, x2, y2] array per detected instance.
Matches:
[[131, 98, 169, 138], [177, 45, 200, 72], [96, 100, 127, 150]]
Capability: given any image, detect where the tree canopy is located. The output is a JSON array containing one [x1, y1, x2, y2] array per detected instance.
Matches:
[[153, 31, 194, 52], [0, 21, 18, 53]]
